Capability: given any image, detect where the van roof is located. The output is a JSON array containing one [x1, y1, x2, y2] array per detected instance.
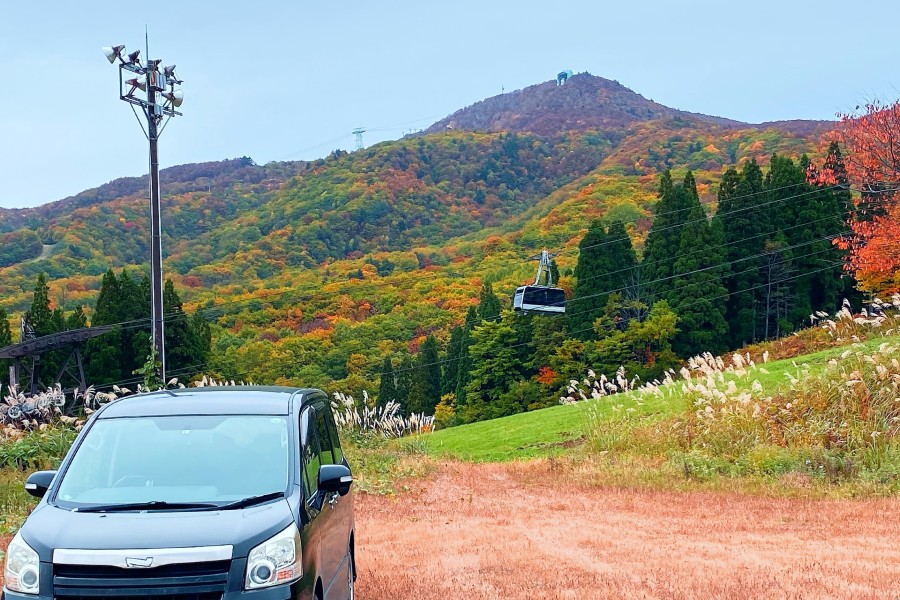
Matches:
[[96, 386, 324, 418]]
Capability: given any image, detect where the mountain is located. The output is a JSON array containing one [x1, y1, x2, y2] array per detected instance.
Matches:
[[424, 73, 830, 138], [0, 74, 835, 394]]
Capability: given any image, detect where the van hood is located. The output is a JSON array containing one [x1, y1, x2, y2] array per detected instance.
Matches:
[[21, 500, 295, 561]]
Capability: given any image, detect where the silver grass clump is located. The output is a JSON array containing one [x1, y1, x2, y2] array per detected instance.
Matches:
[[331, 391, 434, 438]]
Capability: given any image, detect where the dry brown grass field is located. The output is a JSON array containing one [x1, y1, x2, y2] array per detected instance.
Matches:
[[355, 460, 900, 600]]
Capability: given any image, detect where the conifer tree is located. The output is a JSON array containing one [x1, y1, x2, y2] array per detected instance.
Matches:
[[716, 161, 767, 346], [408, 335, 441, 414], [668, 172, 729, 356], [377, 357, 396, 409], [65, 306, 87, 330], [454, 307, 478, 409], [29, 273, 54, 336], [464, 311, 529, 422], [163, 280, 208, 378], [641, 171, 694, 299], [394, 353, 415, 415], [569, 219, 639, 340], [477, 282, 502, 323], [0, 308, 11, 387], [568, 220, 606, 338], [86, 270, 124, 384], [441, 325, 464, 395]]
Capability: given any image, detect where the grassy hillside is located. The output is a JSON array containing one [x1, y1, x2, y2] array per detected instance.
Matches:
[[422, 324, 900, 495]]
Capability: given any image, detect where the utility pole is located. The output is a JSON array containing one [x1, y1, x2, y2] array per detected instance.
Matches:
[[102, 43, 184, 383]]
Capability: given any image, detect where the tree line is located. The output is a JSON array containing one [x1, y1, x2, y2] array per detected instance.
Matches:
[[375, 146, 853, 426], [0, 270, 211, 391]]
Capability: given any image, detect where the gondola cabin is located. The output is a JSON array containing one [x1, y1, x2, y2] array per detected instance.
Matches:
[[513, 285, 566, 315]]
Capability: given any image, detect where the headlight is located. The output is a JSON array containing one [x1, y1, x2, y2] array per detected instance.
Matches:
[[4, 531, 40, 595], [244, 523, 302, 590]]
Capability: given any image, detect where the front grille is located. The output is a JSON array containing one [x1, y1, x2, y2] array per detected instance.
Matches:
[[53, 560, 230, 599], [56, 595, 222, 600]]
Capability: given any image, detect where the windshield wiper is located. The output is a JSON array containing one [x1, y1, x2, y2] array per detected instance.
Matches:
[[214, 491, 285, 511], [76, 500, 219, 513]]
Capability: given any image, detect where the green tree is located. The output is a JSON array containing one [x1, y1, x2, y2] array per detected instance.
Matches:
[[441, 325, 465, 396], [568, 220, 608, 339], [464, 311, 530, 422], [394, 353, 415, 415], [163, 279, 209, 379], [715, 160, 767, 346], [454, 307, 479, 410], [29, 273, 54, 336], [408, 335, 441, 414], [641, 171, 694, 299], [65, 306, 88, 330], [376, 357, 396, 409], [569, 219, 640, 340], [0, 307, 11, 388], [668, 173, 729, 357], [85, 270, 124, 384], [477, 282, 502, 323]]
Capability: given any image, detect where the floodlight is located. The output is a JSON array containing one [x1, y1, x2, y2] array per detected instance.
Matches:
[[102, 45, 126, 64], [125, 76, 147, 96], [163, 89, 183, 107], [163, 65, 182, 84], [127, 50, 142, 65]]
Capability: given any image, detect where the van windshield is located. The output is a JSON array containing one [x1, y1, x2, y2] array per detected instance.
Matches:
[[54, 415, 290, 509]]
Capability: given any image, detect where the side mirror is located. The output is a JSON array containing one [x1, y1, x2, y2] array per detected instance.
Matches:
[[318, 464, 353, 497], [25, 470, 57, 499]]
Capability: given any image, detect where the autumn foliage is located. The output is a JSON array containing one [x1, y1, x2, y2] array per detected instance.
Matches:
[[816, 101, 900, 293]]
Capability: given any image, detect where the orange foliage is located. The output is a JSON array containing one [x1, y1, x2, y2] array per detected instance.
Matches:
[[536, 366, 557, 385], [817, 101, 900, 293]]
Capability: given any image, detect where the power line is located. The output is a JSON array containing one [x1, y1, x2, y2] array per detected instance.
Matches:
[[147, 258, 848, 386]]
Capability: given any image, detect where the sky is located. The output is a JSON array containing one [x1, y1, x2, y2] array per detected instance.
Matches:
[[1, 0, 898, 209]]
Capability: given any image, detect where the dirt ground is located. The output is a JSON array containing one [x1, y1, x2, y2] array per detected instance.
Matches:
[[355, 461, 900, 600]]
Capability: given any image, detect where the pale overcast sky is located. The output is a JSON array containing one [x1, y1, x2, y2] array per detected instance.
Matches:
[[0, 0, 897, 209]]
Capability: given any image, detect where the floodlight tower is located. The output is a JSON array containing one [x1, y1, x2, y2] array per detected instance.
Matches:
[[102, 43, 184, 383], [353, 127, 366, 151]]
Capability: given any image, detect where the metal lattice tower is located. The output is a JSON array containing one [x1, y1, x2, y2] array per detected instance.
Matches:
[[352, 127, 366, 150]]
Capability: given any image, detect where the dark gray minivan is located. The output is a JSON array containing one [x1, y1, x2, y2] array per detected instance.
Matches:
[[3, 386, 356, 600]]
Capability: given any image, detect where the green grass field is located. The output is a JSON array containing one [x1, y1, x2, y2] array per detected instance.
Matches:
[[425, 335, 900, 464]]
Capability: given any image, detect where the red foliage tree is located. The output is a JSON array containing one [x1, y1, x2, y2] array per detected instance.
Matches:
[[815, 101, 900, 294]]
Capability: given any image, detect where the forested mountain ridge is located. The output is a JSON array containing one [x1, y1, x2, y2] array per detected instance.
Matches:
[[0, 74, 836, 403]]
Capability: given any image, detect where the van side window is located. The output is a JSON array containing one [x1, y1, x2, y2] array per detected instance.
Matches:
[[323, 408, 344, 465], [301, 409, 321, 497], [313, 406, 335, 465]]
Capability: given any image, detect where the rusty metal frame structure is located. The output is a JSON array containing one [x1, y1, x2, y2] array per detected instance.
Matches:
[[0, 327, 113, 396]]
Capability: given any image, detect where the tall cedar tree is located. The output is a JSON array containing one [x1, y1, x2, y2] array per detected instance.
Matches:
[[376, 357, 396, 409], [0, 308, 11, 387], [29, 273, 54, 337], [641, 171, 695, 300], [568, 221, 637, 340], [715, 159, 767, 346], [477, 282, 502, 323], [163, 280, 211, 378], [407, 335, 441, 414], [441, 325, 465, 395], [667, 172, 729, 357], [454, 307, 478, 408], [393, 353, 415, 415]]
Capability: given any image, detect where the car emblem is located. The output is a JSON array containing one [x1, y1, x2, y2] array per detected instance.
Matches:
[[124, 556, 154, 568]]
